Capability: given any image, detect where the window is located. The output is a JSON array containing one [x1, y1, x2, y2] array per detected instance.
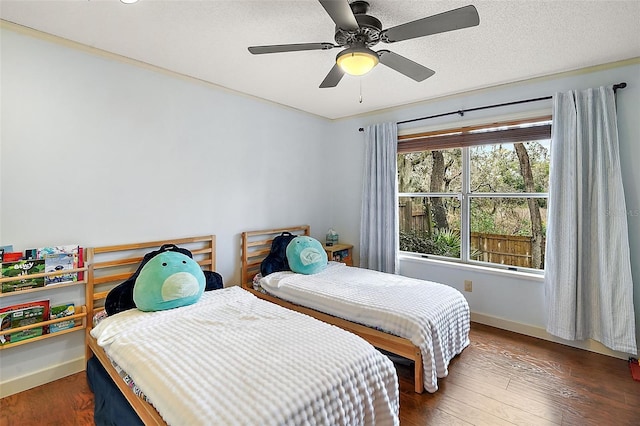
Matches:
[[397, 117, 551, 271]]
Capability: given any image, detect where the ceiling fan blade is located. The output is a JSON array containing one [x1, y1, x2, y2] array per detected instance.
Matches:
[[319, 64, 345, 88], [381, 5, 479, 43], [318, 0, 359, 31], [378, 50, 435, 82], [248, 42, 335, 55]]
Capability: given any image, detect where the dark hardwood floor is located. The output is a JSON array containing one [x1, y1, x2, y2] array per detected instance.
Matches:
[[1, 323, 638, 425]]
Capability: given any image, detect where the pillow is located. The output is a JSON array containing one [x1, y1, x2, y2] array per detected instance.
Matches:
[[133, 251, 205, 312], [105, 243, 193, 315], [285, 236, 327, 275], [105, 244, 224, 316]]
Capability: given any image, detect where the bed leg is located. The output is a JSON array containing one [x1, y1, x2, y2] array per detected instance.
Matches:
[[414, 350, 424, 393]]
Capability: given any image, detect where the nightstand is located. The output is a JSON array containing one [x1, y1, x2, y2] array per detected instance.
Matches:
[[323, 243, 353, 266]]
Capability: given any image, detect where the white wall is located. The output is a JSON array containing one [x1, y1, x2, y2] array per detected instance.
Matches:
[[331, 60, 640, 359], [0, 26, 339, 395]]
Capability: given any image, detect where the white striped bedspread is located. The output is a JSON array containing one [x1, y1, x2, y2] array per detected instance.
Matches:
[[91, 286, 399, 426], [260, 262, 471, 393]]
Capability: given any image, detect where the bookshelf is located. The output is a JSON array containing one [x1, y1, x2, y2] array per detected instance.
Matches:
[[0, 267, 88, 350]]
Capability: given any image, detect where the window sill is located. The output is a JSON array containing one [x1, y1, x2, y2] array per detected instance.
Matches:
[[398, 253, 545, 283]]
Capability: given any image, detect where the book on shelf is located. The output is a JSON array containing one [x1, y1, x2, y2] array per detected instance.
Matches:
[[77, 247, 84, 281], [332, 249, 350, 262], [1, 259, 46, 293], [38, 245, 80, 285], [1, 245, 14, 262], [0, 300, 50, 345], [49, 303, 76, 333], [24, 249, 38, 260], [42, 253, 76, 285], [2, 251, 23, 262]]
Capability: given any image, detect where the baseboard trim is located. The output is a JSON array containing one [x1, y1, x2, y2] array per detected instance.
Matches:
[[0, 356, 85, 398], [471, 312, 629, 360]]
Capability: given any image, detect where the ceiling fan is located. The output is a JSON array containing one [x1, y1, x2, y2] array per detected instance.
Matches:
[[248, 0, 480, 88]]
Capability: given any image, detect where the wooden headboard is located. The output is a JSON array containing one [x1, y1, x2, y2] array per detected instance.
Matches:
[[85, 235, 216, 323], [84, 235, 215, 425], [240, 225, 309, 289]]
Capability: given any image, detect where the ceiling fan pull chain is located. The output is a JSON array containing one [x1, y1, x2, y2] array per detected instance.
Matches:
[[359, 79, 363, 104]]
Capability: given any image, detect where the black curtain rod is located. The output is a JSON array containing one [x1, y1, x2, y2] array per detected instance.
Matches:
[[358, 82, 627, 132]]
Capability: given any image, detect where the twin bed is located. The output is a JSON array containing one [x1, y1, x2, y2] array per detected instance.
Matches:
[[241, 225, 470, 395], [85, 235, 399, 425], [86, 227, 470, 424]]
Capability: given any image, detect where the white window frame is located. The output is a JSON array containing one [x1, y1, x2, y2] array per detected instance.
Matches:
[[397, 111, 551, 274]]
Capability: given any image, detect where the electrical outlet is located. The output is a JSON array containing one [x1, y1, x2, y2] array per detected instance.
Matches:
[[464, 280, 473, 292]]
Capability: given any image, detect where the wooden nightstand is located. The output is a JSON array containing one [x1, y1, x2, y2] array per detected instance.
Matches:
[[323, 243, 353, 266]]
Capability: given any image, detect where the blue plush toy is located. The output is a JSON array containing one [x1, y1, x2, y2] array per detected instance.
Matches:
[[133, 251, 206, 312], [285, 236, 327, 275]]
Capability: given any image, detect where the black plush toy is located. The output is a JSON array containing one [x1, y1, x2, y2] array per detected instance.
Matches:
[[260, 232, 298, 276], [105, 244, 223, 316]]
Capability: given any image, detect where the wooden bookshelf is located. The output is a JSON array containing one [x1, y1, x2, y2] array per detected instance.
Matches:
[[0, 266, 88, 350]]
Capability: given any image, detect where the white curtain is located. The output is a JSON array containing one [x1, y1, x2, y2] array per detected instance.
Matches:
[[545, 86, 637, 355], [360, 122, 398, 273]]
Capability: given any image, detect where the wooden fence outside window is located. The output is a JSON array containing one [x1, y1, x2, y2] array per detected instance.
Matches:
[[399, 201, 545, 269]]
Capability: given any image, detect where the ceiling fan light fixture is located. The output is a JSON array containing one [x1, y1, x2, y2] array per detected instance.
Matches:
[[336, 47, 379, 76]]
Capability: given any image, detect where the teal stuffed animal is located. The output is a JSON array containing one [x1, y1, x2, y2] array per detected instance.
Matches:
[[285, 236, 328, 275], [133, 251, 205, 312]]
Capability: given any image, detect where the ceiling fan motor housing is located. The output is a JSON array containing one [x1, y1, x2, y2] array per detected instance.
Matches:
[[334, 2, 382, 48]]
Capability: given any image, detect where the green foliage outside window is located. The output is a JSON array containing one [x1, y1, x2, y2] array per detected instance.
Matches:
[[400, 228, 482, 260]]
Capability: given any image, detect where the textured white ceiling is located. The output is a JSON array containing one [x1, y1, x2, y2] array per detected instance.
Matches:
[[2, 0, 639, 119]]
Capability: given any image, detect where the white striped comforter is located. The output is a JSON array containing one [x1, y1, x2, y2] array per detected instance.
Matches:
[[91, 286, 399, 426], [260, 262, 470, 393]]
